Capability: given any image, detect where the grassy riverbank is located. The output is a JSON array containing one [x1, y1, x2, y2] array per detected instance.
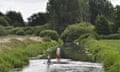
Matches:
[[0, 36, 58, 72], [80, 38, 120, 72]]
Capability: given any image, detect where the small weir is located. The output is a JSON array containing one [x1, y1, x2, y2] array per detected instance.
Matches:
[[12, 59, 104, 72]]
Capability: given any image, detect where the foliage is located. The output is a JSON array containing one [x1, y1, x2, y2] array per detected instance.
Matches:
[[9, 27, 24, 35], [28, 12, 49, 26], [47, 0, 80, 33], [40, 30, 59, 41], [6, 11, 25, 27], [23, 27, 34, 35], [78, 0, 90, 22], [98, 34, 120, 39], [0, 26, 7, 36], [0, 16, 9, 26], [32, 24, 51, 36], [89, 0, 114, 24], [61, 43, 91, 61], [0, 39, 58, 72], [61, 22, 94, 42], [79, 38, 120, 72], [118, 28, 120, 33], [95, 15, 110, 35], [42, 36, 52, 42], [113, 6, 120, 33], [16, 29, 25, 35]]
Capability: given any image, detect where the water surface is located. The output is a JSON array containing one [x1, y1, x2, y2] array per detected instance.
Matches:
[[12, 59, 104, 72]]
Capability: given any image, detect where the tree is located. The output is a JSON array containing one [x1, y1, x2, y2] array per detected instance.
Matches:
[[113, 6, 120, 33], [78, 0, 90, 22], [6, 11, 25, 27], [0, 12, 4, 16], [0, 16, 9, 26], [28, 13, 49, 26], [61, 22, 94, 42], [89, 0, 114, 24], [47, 0, 80, 33], [95, 15, 110, 35]]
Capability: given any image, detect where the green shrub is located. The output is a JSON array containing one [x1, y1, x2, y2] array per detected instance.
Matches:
[[16, 29, 25, 35], [117, 28, 120, 33], [10, 27, 25, 35], [33, 26, 45, 36], [23, 27, 33, 35], [80, 39, 120, 72], [61, 22, 94, 42], [0, 39, 59, 72], [99, 34, 120, 39], [0, 16, 9, 26], [95, 15, 110, 35], [5, 26, 14, 34], [33, 24, 51, 36], [40, 30, 59, 41], [0, 26, 7, 36], [42, 37, 52, 42]]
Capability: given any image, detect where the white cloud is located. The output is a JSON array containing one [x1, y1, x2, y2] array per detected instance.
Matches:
[[110, 0, 120, 6], [0, 0, 48, 22]]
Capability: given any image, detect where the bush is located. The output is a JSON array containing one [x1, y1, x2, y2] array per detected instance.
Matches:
[[10, 27, 25, 35], [33, 24, 51, 36], [0, 16, 9, 26], [33, 26, 45, 36], [42, 37, 52, 42], [95, 15, 110, 35], [98, 34, 120, 39], [16, 29, 25, 35], [5, 26, 14, 34], [117, 28, 120, 33], [40, 30, 59, 41], [81, 39, 120, 72], [0, 26, 7, 36], [23, 27, 33, 35], [61, 22, 95, 42]]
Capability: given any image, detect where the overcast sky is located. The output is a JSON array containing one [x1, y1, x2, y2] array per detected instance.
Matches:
[[0, 0, 120, 22]]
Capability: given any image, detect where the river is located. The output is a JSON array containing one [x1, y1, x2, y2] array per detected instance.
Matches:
[[12, 59, 104, 72]]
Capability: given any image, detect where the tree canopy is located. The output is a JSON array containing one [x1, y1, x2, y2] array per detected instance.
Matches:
[[6, 11, 25, 27], [89, 0, 114, 24], [28, 13, 49, 26], [47, 0, 81, 33]]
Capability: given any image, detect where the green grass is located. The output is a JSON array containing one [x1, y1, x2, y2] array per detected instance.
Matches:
[[0, 38, 58, 72], [81, 38, 120, 72]]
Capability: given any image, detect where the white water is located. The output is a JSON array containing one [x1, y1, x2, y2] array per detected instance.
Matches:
[[12, 59, 104, 72]]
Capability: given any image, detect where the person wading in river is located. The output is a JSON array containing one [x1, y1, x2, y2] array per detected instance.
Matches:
[[56, 48, 61, 64], [47, 54, 51, 65]]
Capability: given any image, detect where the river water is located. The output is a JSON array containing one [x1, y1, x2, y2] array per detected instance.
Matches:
[[12, 59, 104, 72]]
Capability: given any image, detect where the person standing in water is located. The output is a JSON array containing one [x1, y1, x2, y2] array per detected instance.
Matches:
[[46, 48, 51, 65], [47, 54, 51, 65], [56, 48, 61, 63]]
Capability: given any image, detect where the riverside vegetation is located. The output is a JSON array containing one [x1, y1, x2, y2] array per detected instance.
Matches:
[[77, 37, 120, 72], [0, 0, 120, 72], [0, 36, 59, 72]]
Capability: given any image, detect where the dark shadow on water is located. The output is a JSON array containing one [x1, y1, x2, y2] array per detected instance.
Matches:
[[59, 42, 93, 61]]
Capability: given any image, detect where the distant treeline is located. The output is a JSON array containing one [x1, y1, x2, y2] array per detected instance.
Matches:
[[0, 0, 120, 35]]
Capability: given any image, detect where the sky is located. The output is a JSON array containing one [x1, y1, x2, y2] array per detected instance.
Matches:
[[0, 0, 49, 22], [0, 0, 120, 22]]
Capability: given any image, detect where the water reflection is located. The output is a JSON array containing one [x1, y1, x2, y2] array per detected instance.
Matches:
[[46, 64, 50, 72], [12, 59, 104, 72]]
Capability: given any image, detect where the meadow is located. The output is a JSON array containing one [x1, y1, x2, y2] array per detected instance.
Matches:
[[81, 38, 120, 72], [0, 36, 59, 72]]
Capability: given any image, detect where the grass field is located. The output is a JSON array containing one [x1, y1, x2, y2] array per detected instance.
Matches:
[[81, 39, 120, 72]]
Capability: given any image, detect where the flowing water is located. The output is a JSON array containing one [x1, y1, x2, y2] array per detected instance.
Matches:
[[12, 59, 104, 72]]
